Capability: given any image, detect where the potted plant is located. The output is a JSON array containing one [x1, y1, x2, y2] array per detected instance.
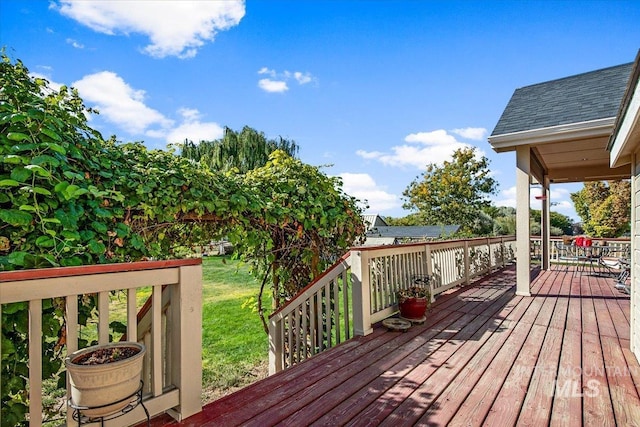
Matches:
[[397, 285, 431, 321], [65, 341, 146, 418]]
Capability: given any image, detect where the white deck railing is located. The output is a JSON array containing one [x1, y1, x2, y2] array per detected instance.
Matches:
[[0, 259, 203, 427], [268, 236, 516, 373], [529, 236, 631, 263]]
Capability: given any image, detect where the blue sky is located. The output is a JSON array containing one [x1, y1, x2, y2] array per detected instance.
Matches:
[[2, 1, 639, 222]]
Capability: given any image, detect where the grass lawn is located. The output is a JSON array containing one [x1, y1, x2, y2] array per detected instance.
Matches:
[[199, 255, 271, 402]]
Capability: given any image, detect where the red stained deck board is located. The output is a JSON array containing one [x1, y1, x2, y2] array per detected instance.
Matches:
[[445, 318, 538, 426], [380, 313, 513, 426], [516, 312, 564, 426], [600, 335, 640, 425], [414, 318, 517, 426], [142, 267, 640, 427], [582, 330, 615, 426], [481, 324, 548, 426], [550, 329, 583, 427], [255, 311, 469, 427]]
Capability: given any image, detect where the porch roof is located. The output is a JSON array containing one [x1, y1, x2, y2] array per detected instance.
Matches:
[[146, 267, 640, 426], [609, 50, 640, 168], [489, 62, 633, 183]]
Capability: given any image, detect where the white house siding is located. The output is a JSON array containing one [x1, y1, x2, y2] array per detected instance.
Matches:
[[633, 152, 640, 361]]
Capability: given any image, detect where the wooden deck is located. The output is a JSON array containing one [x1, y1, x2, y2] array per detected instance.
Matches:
[[147, 266, 640, 426]]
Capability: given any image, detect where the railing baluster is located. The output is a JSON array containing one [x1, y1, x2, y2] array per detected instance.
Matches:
[[342, 272, 350, 340], [152, 284, 163, 396], [333, 278, 340, 343], [127, 288, 137, 342], [324, 282, 331, 348], [29, 299, 42, 427], [66, 295, 78, 426], [310, 293, 317, 355], [98, 291, 109, 344], [301, 298, 308, 361]]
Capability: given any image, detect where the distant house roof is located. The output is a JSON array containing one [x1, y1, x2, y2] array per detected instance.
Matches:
[[491, 63, 633, 137], [363, 214, 388, 230], [366, 225, 460, 239]]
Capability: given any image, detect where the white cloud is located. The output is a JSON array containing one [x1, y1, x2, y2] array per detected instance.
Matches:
[[339, 173, 400, 212], [55, 0, 245, 58], [257, 68, 315, 92], [65, 38, 84, 49], [451, 127, 487, 141], [73, 71, 173, 134], [258, 78, 288, 93], [293, 72, 312, 84], [357, 129, 476, 169], [258, 67, 275, 77], [165, 108, 224, 144]]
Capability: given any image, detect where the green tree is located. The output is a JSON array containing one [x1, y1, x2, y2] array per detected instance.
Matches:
[[530, 209, 573, 236], [180, 125, 299, 173], [402, 147, 498, 235], [570, 181, 630, 237]]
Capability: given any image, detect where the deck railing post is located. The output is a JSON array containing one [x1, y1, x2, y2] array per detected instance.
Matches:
[[168, 264, 203, 421], [425, 244, 435, 303], [351, 250, 373, 336], [464, 240, 471, 285], [268, 316, 283, 374]]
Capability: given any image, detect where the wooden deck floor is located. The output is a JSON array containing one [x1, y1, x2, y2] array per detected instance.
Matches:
[[148, 266, 640, 426]]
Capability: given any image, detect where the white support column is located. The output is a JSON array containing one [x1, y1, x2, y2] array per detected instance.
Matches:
[[516, 146, 532, 296], [351, 250, 373, 336], [541, 177, 551, 270]]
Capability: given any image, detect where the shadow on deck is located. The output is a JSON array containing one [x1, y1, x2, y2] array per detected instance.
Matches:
[[146, 265, 640, 426]]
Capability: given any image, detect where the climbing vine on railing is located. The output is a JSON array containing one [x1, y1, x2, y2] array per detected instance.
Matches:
[[0, 54, 365, 425]]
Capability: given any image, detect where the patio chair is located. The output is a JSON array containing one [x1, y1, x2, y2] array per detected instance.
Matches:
[[553, 242, 579, 272], [597, 248, 631, 292]]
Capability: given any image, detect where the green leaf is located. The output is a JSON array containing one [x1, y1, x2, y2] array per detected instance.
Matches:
[[32, 186, 52, 196], [0, 209, 33, 226], [7, 132, 30, 142], [7, 251, 27, 266], [44, 142, 67, 155], [32, 154, 60, 167], [18, 204, 37, 212], [25, 164, 51, 177], [40, 127, 62, 141], [87, 239, 106, 254], [91, 221, 108, 233], [10, 166, 31, 182], [42, 217, 61, 224], [1, 154, 23, 164], [0, 179, 20, 187], [36, 235, 55, 248]]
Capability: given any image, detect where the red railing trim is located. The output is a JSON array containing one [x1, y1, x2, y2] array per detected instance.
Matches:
[[0, 258, 202, 282]]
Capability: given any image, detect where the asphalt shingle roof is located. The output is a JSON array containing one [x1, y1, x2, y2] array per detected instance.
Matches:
[[365, 225, 460, 239], [491, 63, 633, 136]]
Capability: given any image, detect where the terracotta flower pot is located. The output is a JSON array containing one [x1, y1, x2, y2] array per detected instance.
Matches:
[[399, 297, 428, 320], [65, 342, 145, 418]]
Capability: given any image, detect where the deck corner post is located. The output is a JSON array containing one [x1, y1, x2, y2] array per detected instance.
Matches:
[[170, 264, 203, 420], [351, 250, 373, 336], [268, 315, 283, 374]]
